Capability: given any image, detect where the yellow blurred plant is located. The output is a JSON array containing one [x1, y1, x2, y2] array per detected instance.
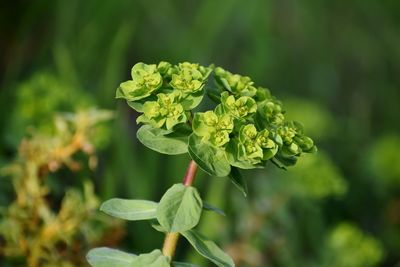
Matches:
[[0, 109, 122, 267]]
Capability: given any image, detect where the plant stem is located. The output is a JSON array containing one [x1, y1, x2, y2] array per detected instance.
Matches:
[[162, 232, 180, 259], [162, 160, 198, 259], [183, 160, 198, 186]]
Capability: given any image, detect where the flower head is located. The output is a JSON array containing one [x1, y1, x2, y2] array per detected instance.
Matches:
[[157, 61, 172, 77], [170, 62, 212, 94], [215, 67, 257, 97], [230, 124, 279, 166], [254, 87, 272, 102], [192, 110, 234, 147], [117, 63, 162, 101], [277, 121, 315, 155], [257, 99, 285, 125], [221, 92, 257, 119], [137, 92, 186, 130]]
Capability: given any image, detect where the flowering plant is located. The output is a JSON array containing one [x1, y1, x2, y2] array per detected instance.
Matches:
[[87, 62, 316, 267]]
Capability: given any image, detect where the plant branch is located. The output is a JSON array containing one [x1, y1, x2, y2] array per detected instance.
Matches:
[[162, 160, 198, 259]]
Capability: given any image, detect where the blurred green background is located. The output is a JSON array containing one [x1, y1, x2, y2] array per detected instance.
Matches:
[[1, 0, 400, 266]]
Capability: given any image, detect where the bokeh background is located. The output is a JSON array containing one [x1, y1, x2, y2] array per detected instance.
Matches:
[[1, 0, 400, 266]]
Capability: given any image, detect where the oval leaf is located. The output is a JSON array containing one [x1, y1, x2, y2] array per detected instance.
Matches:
[[203, 202, 226, 216], [125, 95, 157, 112], [100, 199, 157, 221], [157, 184, 202, 233], [181, 89, 204, 110], [86, 247, 136, 267], [151, 222, 167, 233], [127, 101, 144, 112], [225, 142, 262, 170], [137, 125, 188, 155], [131, 250, 170, 267], [182, 230, 235, 267], [228, 167, 248, 197], [173, 262, 199, 267], [188, 134, 231, 177]]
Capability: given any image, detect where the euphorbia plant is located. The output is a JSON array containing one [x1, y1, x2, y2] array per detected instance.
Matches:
[[87, 62, 316, 266]]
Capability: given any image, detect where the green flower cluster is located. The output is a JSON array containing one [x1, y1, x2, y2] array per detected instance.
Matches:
[[170, 62, 212, 95], [227, 124, 279, 168], [257, 96, 285, 125], [214, 67, 257, 97], [117, 62, 212, 131], [220, 92, 257, 119], [137, 92, 186, 130], [208, 67, 315, 170], [192, 109, 234, 147], [117, 61, 316, 174], [117, 63, 162, 101]]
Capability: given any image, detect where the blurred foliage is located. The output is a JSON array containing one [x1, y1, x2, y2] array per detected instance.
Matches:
[[282, 98, 336, 141], [275, 152, 347, 199], [4, 72, 92, 147], [1, 0, 400, 266], [367, 134, 400, 186], [325, 223, 384, 267], [0, 110, 121, 267]]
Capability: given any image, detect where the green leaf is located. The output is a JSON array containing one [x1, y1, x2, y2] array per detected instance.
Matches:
[[270, 153, 298, 169], [225, 142, 262, 170], [228, 167, 248, 197], [173, 262, 199, 267], [182, 230, 235, 267], [277, 152, 299, 166], [100, 199, 157, 221], [131, 250, 170, 267], [203, 202, 226, 216], [116, 86, 125, 99], [126, 95, 157, 112], [137, 125, 188, 155], [157, 184, 203, 232], [86, 247, 136, 267], [181, 89, 205, 110], [270, 157, 287, 170], [188, 134, 231, 177], [206, 88, 223, 104], [151, 222, 167, 233], [127, 101, 144, 112], [214, 75, 232, 92], [172, 122, 193, 136]]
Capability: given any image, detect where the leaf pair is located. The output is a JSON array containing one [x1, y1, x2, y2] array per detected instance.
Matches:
[[101, 184, 202, 233], [91, 183, 235, 266], [87, 248, 194, 267]]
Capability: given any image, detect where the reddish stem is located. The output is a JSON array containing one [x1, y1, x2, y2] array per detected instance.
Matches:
[[183, 160, 198, 186]]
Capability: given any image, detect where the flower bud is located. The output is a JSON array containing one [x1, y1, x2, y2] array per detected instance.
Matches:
[[214, 67, 257, 97], [157, 61, 172, 76], [258, 99, 285, 125], [239, 124, 258, 143]]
